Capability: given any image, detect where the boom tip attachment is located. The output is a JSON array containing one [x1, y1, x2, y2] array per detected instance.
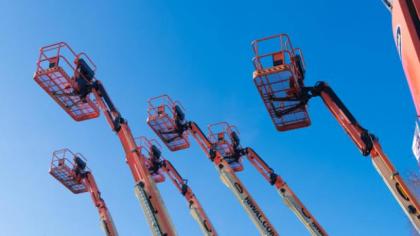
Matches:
[[49, 149, 89, 194], [252, 34, 311, 131], [147, 95, 190, 151], [34, 42, 100, 121]]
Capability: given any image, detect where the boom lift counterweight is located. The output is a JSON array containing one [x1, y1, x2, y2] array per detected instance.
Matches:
[[137, 137, 218, 236], [34, 43, 176, 236], [207, 122, 327, 236], [147, 95, 279, 236], [50, 149, 118, 236], [252, 34, 420, 233]]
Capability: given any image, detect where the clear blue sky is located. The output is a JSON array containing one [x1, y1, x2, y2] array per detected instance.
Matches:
[[0, 0, 417, 235]]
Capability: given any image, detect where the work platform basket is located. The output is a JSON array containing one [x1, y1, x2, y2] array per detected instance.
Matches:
[[208, 122, 244, 172], [147, 95, 190, 151], [135, 136, 166, 183], [252, 34, 311, 131], [50, 149, 89, 194], [208, 122, 241, 158], [33, 42, 100, 121]]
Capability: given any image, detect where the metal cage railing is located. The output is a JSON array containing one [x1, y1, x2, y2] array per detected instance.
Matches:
[[147, 95, 190, 151], [34, 42, 100, 121], [50, 148, 90, 194]]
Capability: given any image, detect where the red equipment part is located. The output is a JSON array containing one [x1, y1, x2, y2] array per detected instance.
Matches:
[[252, 34, 310, 131], [147, 95, 279, 236], [252, 34, 420, 232], [136, 137, 218, 236], [384, 0, 420, 116], [147, 95, 190, 151], [307, 82, 420, 233], [34, 43, 176, 236], [34, 43, 100, 121], [50, 149, 118, 236], [207, 122, 327, 236], [382, 0, 420, 161]]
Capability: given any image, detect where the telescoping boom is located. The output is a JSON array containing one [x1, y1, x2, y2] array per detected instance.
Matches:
[[251, 34, 420, 233], [136, 136, 217, 236], [50, 149, 118, 236], [34, 43, 176, 236], [207, 122, 327, 236], [147, 95, 279, 236]]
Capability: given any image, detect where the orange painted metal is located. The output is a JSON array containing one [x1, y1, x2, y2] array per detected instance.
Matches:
[[208, 122, 327, 236], [147, 95, 190, 151], [386, 0, 420, 161], [33, 43, 100, 121], [252, 34, 310, 131], [389, 0, 420, 115], [315, 82, 420, 232], [35, 43, 176, 236], [136, 137, 217, 236], [147, 95, 279, 236], [50, 149, 118, 236], [252, 33, 420, 232]]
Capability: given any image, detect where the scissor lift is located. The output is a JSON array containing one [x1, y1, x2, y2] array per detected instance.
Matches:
[[136, 137, 217, 236], [252, 34, 310, 131], [50, 149, 118, 236], [34, 43, 176, 236], [208, 122, 327, 236], [252, 34, 420, 233], [147, 95, 279, 236]]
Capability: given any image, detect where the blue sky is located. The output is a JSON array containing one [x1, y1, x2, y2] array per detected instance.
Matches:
[[0, 0, 417, 235]]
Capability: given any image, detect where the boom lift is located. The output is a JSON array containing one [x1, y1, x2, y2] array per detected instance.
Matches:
[[34, 42, 176, 236], [136, 136, 218, 236], [147, 95, 279, 236], [251, 34, 420, 232], [381, 0, 420, 161], [207, 122, 327, 236], [50, 149, 118, 236]]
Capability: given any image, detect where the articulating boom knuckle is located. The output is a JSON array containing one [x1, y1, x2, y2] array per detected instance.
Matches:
[[360, 130, 374, 156], [269, 173, 278, 185]]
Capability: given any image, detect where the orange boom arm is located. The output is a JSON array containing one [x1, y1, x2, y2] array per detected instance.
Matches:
[[147, 95, 279, 236], [85, 172, 118, 236], [163, 160, 217, 235], [308, 82, 420, 232], [252, 33, 420, 233], [271, 81, 420, 232], [34, 43, 176, 236], [137, 137, 217, 236], [207, 122, 327, 236], [49, 149, 118, 236], [246, 148, 326, 236]]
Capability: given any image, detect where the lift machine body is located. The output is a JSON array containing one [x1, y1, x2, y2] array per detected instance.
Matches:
[[136, 137, 218, 236], [252, 34, 420, 232], [147, 95, 279, 236], [207, 122, 327, 236], [35, 43, 176, 236], [50, 149, 118, 236]]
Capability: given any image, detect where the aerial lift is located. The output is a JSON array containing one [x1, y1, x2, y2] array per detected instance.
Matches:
[[381, 0, 420, 161], [50, 148, 118, 236], [207, 122, 327, 236], [33, 42, 176, 236], [136, 136, 218, 236], [147, 95, 279, 236], [251, 34, 420, 232]]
